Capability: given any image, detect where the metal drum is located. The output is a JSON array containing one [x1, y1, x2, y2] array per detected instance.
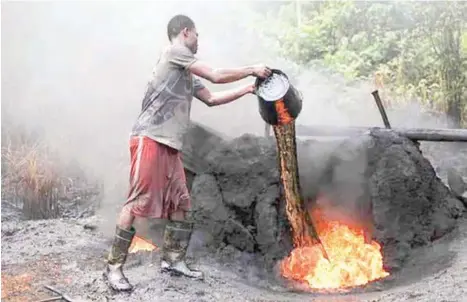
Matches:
[[255, 69, 303, 126]]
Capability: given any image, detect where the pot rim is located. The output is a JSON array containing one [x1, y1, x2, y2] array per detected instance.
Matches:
[[255, 69, 290, 102]]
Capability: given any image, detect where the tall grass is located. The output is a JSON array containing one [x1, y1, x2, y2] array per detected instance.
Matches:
[[1, 130, 68, 220]]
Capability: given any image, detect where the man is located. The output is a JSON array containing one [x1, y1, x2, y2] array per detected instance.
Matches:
[[103, 14, 272, 292]]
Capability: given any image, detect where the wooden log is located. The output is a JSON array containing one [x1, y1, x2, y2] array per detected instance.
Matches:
[[296, 125, 467, 142], [273, 122, 329, 259]]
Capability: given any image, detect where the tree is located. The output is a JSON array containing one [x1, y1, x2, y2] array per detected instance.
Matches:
[[250, 1, 467, 127]]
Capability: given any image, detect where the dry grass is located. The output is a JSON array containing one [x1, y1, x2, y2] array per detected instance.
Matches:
[[1, 131, 70, 220]]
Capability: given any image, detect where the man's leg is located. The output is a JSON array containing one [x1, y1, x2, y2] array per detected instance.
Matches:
[[104, 136, 157, 291], [160, 153, 203, 279], [117, 203, 136, 229]]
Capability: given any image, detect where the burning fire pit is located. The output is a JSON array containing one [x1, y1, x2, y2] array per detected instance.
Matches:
[[280, 207, 389, 290]]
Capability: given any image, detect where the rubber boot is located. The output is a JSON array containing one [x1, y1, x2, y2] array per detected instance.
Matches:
[[160, 220, 204, 280], [103, 226, 135, 291]]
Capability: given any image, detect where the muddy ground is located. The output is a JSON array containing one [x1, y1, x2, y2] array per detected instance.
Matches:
[[2, 203, 467, 302], [2, 136, 467, 302]]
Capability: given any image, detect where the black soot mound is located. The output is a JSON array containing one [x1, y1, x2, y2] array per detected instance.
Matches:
[[189, 135, 293, 267], [189, 129, 465, 274]]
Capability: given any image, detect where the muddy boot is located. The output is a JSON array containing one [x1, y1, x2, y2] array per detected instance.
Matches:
[[160, 220, 204, 280], [103, 226, 135, 291]]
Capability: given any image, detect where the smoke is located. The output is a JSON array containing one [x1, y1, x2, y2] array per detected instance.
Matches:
[[1, 1, 450, 230]]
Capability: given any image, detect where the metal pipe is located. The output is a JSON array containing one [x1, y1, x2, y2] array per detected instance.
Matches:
[[296, 125, 467, 142], [371, 90, 391, 129]]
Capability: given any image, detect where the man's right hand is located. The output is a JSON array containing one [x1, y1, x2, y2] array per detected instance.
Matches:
[[252, 65, 272, 79]]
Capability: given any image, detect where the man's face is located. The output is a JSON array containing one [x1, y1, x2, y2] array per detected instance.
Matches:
[[183, 27, 199, 54]]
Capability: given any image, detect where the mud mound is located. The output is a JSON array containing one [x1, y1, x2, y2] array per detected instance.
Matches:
[[190, 134, 293, 267], [309, 129, 465, 270], [190, 130, 465, 271]]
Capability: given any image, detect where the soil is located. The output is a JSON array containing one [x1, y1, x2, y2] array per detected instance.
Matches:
[[2, 131, 467, 302]]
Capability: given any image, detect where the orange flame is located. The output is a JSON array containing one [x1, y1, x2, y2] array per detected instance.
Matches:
[[275, 99, 293, 125], [280, 208, 389, 290], [129, 235, 158, 254]]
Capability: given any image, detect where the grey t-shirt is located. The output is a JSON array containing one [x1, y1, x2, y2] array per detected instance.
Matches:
[[131, 43, 205, 150]]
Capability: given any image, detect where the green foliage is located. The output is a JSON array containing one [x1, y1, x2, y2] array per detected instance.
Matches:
[[253, 0, 467, 127]]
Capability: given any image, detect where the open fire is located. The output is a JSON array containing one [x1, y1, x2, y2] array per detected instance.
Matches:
[[129, 235, 158, 254], [280, 207, 390, 290]]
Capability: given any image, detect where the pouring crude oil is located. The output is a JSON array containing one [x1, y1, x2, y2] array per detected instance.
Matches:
[[255, 70, 330, 260]]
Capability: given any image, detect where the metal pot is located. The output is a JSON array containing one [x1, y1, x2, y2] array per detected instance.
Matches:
[[255, 69, 303, 126]]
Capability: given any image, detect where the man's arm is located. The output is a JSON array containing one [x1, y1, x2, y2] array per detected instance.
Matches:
[[194, 84, 255, 107], [167, 44, 271, 83], [188, 61, 271, 84]]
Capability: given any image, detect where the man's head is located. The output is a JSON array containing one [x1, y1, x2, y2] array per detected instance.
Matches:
[[167, 14, 198, 54]]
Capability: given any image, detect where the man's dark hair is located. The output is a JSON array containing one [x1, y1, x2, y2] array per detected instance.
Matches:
[[167, 15, 195, 41]]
